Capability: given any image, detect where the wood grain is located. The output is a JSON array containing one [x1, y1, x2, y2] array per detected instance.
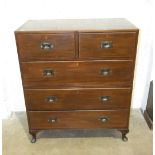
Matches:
[[29, 110, 129, 129], [25, 88, 132, 110], [15, 33, 75, 61], [79, 32, 136, 59], [21, 60, 134, 88], [14, 19, 139, 140]]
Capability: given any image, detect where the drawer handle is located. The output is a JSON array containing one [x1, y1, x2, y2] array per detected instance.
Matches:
[[41, 42, 54, 50], [101, 41, 113, 49], [100, 69, 111, 76], [99, 116, 109, 123], [43, 69, 55, 77], [48, 117, 57, 123], [46, 96, 57, 103], [100, 96, 110, 102]]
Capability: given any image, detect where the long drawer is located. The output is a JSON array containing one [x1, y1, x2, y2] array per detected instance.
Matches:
[[21, 61, 133, 88], [25, 89, 131, 110], [79, 32, 136, 59], [29, 110, 129, 129], [15, 33, 75, 61]]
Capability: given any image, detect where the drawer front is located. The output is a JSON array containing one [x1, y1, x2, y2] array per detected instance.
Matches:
[[79, 32, 137, 59], [29, 110, 129, 129], [21, 61, 133, 88], [25, 89, 131, 110], [16, 33, 75, 61]]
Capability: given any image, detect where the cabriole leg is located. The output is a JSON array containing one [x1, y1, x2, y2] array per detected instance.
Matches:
[[119, 129, 129, 142], [30, 131, 37, 143]]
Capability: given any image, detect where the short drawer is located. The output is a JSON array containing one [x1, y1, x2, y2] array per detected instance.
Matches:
[[25, 89, 131, 110], [15, 33, 75, 61], [79, 32, 137, 59], [29, 110, 129, 129], [21, 61, 133, 88]]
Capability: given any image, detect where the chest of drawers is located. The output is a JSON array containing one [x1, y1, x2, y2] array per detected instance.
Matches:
[[15, 19, 139, 143]]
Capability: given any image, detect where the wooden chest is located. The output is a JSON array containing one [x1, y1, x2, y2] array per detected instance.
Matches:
[[15, 19, 139, 143]]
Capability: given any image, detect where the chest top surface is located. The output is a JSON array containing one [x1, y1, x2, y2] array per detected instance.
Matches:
[[16, 18, 138, 32]]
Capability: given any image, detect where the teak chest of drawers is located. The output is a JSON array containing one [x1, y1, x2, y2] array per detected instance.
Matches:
[[15, 19, 139, 143]]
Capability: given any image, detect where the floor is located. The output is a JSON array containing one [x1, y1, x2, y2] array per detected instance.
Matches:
[[3, 110, 152, 155]]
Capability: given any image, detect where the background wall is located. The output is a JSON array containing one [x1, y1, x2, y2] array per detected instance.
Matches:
[[0, 0, 153, 118]]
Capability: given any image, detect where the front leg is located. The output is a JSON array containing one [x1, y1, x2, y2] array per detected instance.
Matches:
[[29, 131, 37, 143], [119, 129, 129, 142]]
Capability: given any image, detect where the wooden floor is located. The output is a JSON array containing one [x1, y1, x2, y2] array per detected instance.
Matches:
[[2, 110, 153, 155]]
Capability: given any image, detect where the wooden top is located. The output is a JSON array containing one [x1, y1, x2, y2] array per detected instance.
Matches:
[[16, 18, 138, 32]]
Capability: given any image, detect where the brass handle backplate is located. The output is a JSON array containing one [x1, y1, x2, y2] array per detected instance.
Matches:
[[100, 69, 111, 76], [101, 41, 113, 49], [46, 96, 57, 103], [48, 117, 57, 123], [99, 116, 109, 123], [100, 96, 110, 102], [41, 42, 54, 50], [43, 69, 55, 77]]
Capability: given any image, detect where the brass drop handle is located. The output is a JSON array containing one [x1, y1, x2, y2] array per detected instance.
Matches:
[[101, 96, 110, 102], [99, 116, 109, 123], [48, 117, 57, 123], [41, 42, 54, 50], [101, 41, 113, 49], [46, 96, 57, 103], [43, 69, 55, 77], [100, 69, 111, 76]]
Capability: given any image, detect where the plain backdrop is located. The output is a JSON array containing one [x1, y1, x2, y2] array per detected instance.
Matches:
[[0, 0, 153, 119]]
